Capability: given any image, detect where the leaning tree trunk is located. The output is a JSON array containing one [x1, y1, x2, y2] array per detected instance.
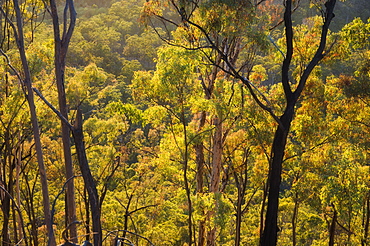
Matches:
[[72, 110, 102, 246]]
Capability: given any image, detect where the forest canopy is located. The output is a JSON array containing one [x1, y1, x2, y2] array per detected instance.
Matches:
[[0, 0, 369, 246]]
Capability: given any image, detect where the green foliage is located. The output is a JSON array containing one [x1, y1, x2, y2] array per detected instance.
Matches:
[[1, 0, 369, 245], [69, 0, 163, 77]]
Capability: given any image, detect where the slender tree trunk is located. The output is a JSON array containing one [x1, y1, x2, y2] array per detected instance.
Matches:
[[12, 0, 56, 244], [210, 117, 223, 193], [15, 140, 23, 243], [181, 106, 193, 246], [292, 192, 299, 246], [205, 44, 225, 246], [72, 110, 102, 246], [207, 116, 223, 246], [235, 154, 249, 246], [1, 191, 11, 246], [195, 112, 206, 193], [84, 187, 91, 242], [1, 132, 11, 246], [329, 208, 337, 246], [194, 110, 206, 246], [195, 142, 206, 246], [235, 178, 243, 246], [49, 0, 78, 241], [363, 194, 370, 245]]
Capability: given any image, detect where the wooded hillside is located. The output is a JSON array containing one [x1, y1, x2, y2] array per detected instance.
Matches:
[[0, 0, 369, 245]]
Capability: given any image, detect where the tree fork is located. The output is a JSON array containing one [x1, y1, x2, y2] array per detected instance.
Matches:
[[260, 0, 336, 245], [49, 0, 78, 241]]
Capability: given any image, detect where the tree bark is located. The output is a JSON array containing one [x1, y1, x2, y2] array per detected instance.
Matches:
[[209, 117, 223, 193], [12, 0, 56, 244], [15, 141, 23, 245], [259, 1, 336, 244], [49, 0, 78, 241], [234, 152, 249, 246], [260, 108, 293, 246], [195, 141, 206, 246], [181, 107, 193, 246], [1, 131, 12, 246], [292, 192, 299, 246], [362, 194, 370, 245], [207, 116, 223, 246], [329, 208, 337, 246], [72, 110, 102, 246]]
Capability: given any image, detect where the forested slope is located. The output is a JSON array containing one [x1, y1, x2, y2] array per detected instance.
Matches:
[[0, 0, 369, 245]]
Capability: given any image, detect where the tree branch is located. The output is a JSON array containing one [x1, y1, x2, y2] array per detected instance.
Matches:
[[293, 0, 336, 100], [32, 87, 73, 130]]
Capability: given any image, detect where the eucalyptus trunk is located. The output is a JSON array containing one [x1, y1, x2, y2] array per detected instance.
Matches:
[[72, 110, 102, 246], [206, 116, 223, 246], [49, 0, 78, 241], [260, 1, 336, 244], [12, 0, 56, 244]]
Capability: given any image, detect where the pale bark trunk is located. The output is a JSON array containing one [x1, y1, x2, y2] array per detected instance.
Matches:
[[206, 116, 223, 246], [209, 117, 223, 193]]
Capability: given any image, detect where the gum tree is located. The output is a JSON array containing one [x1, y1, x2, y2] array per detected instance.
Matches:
[[142, 0, 337, 244]]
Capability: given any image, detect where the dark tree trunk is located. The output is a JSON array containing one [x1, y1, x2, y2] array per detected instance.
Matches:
[[1, 193, 11, 246], [84, 187, 91, 242], [362, 194, 370, 245], [329, 209, 337, 246], [260, 107, 293, 246], [180, 107, 193, 246], [234, 151, 249, 246], [195, 142, 206, 246], [72, 110, 102, 246], [292, 193, 299, 246], [259, 0, 336, 244], [1, 132, 12, 246], [49, 0, 78, 241]]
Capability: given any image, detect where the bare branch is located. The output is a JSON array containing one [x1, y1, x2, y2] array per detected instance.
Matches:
[[0, 48, 25, 92], [32, 87, 73, 130], [0, 5, 19, 44], [281, 0, 294, 100]]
